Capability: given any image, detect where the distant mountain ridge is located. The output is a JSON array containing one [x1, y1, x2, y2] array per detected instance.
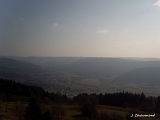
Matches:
[[112, 67, 160, 86], [0, 58, 39, 68], [0, 58, 44, 79], [58, 57, 160, 78], [0, 56, 84, 67], [1, 57, 160, 79]]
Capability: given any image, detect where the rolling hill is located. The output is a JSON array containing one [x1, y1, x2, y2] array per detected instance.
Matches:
[[0, 58, 44, 79], [57, 57, 160, 78], [112, 67, 160, 86], [2, 57, 160, 79]]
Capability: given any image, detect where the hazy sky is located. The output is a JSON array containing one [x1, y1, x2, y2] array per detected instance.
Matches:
[[1, 0, 160, 57]]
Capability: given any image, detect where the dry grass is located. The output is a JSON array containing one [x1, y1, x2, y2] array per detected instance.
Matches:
[[0, 102, 160, 120]]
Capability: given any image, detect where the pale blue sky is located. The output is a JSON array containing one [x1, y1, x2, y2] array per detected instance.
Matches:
[[1, 0, 160, 57]]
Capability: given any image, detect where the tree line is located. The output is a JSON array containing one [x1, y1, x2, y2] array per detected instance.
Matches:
[[73, 92, 160, 113]]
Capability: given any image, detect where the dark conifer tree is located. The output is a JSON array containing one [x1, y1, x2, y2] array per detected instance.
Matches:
[[24, 98, 41, 120], [42, 110, 52, 120], [155, 96, 160, 113], [140, 92, 146, 104], [82, 101, 97, 119]]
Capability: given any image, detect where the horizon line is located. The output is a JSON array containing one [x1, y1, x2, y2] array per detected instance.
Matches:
[[0, 55, 160, 59]]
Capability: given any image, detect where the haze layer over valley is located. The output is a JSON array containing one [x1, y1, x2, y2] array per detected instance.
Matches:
[[1, 56, 160, 97]]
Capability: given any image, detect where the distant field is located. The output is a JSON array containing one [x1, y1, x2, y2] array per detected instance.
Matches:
[[45, 73, 109, 94]]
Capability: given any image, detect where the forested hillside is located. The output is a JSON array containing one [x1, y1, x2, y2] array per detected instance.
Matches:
[[113, 67, 160, 85], [0, 78, 49, 101], [0, 58, 44, 79]]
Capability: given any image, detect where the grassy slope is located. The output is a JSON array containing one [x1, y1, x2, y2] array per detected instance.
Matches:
[[1, 102, 160, 120]]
